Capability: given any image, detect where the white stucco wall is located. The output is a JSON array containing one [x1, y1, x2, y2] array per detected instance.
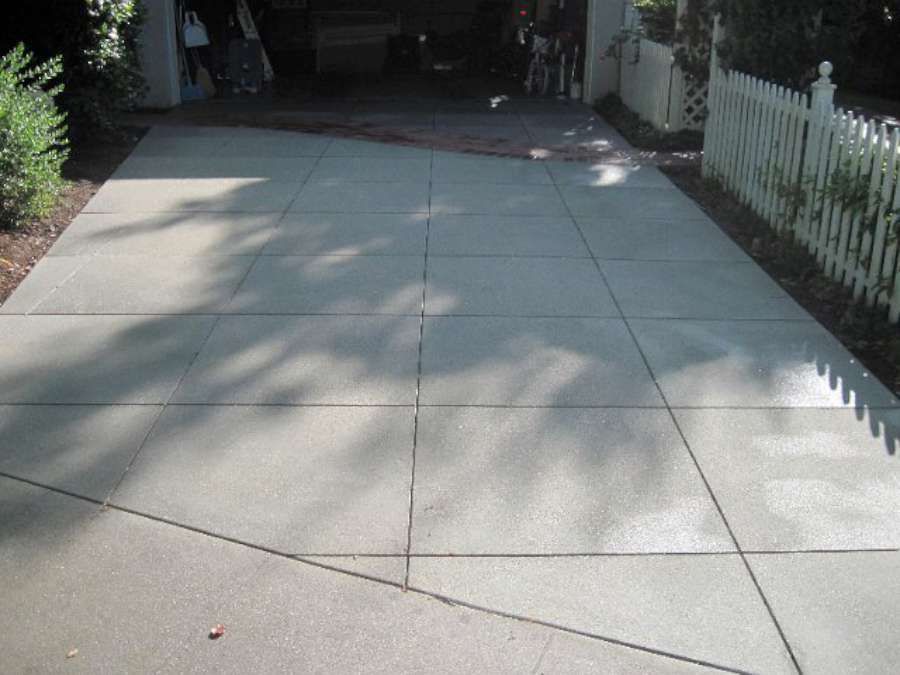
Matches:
[[139, 0, 180, 109], [583, 0, 626, 103]]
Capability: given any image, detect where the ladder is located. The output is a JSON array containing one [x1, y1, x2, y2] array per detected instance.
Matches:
[[235, 0, 274, 81]]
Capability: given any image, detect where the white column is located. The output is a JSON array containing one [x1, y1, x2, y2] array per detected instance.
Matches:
[[139, 0, 181, 108], [583, 0, 627, 103]]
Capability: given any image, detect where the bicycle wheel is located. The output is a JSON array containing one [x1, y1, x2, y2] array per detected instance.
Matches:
[[524, 57, 537, 94], [539, 63, 551, 95]]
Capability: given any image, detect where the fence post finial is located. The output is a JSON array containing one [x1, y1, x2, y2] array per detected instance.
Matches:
[[811, 61, 837, 117]]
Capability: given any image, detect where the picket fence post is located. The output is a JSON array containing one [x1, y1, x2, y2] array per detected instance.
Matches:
[[801, 62, 837, 245], [810, 62, 837, 121], [699, 53, 900, 324]]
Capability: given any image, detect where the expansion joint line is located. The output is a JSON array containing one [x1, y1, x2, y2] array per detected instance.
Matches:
[[102, 135, 335, 508], [403, 147, 433, 590], [546, 171, 805, 674]]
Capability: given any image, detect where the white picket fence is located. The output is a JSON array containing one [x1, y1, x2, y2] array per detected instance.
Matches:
[[703, 63, 900, 322], [620, 39, 674, 130], [620, 38, 707, 133]]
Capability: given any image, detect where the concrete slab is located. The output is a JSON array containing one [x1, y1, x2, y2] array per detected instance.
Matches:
[[308, 157, 432, 183], [431, 183, 568, 216], [436, 99, 518, 113], [172, 315, 420, 404], [130, 136, 228, 158], [216, 132, 331, 157], [441, 126, 530, 143], [27, 256, 256, 314], [291, 181, 429, 214], [520, 113, 607, 129], [354, 100, 438, 114], [295, 555, 407, 585], [0, 405, 160, 499], [576, 216, 748, 261], [546, 162, 675, 188], [428, 215, 589, 257], [433, 112, 521, 127], [514, 100, 594, 115], [431, 152, 552, 184], [324, 138, 433, 158], [630, 319, 900, 408], [0, 256, 85, 313], [114, 405, 414, 553], [425, 256, 618, 317], [600, 260, 810, 319], [112, 155, 318, 181], [408, 556, 794, 674], [675, 408, 900, 550], [142, 125, 238, 138], [85, 178, 302, 213], [3, 478, 693, 673], [537, 632, 710, 674], [748, 551, 900, 674], [3, 112, 895, 669], [529, 130, 629, 152], [350, 112, 435, 129], [411, 407, 733, 554], [49, 212, 282, 257], [227, 255, 424, 315], [0, 479, 263, 673], [264, 212, 427, 256], [208, 553, 703, 674], [560, 186, 708, 219], [0, 315, 215, 404], [419, 317, 662, 406]]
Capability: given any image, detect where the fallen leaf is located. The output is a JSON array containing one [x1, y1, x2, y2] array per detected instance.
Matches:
[[209, 624, 225, 640], [66, 648, 78, 659]]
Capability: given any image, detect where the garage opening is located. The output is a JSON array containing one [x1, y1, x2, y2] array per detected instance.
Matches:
[[176, 0, 588, 102]]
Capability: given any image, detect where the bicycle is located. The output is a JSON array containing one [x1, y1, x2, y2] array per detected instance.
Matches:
[[524, 32, 552, 95]]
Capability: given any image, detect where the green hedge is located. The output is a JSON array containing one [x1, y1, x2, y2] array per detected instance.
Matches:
[[0, 45, 69, 228], [0, 1, 145, 135]]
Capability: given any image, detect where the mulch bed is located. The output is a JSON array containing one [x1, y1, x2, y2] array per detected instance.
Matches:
[[0, 128, 145, 305], [594, 94, 705, 156], [662, 164, 900, 397], [125, 109, 699, 166]]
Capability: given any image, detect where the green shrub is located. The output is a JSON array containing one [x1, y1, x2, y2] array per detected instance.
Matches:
[[634, 0, 677, 44], [0, 45, 69, 228], [63, 0, 146, 134], [0, 1, 146, 135], [709, 0, 872, 88]]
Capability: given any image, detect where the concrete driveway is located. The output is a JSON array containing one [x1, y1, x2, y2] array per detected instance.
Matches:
[[1, 100, 899, 673]]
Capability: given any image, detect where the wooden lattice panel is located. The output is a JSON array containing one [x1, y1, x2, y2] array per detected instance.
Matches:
[[681, 80, 709, 131]]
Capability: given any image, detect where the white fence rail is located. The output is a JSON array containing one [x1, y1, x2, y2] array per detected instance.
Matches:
[[703, 63, 900, 322], [619, 38, 707, 133], [620, 39, 674, 131]]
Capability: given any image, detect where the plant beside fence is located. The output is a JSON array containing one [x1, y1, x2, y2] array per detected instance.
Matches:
[[702, 61, 900, 323]]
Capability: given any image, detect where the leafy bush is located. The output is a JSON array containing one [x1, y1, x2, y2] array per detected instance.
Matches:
[[710, 1, 833, 87], [0, 1, 145, 135], [712, 0, 900, 87], [0, 45, 69, 228], [634, 0, 677, 44]]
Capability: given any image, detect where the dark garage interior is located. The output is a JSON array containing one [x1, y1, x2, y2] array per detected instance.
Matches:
[[180, 0, 587, 100]]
